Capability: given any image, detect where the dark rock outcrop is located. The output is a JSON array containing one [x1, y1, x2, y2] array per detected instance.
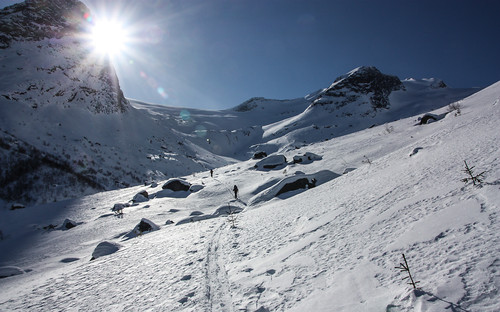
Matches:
[[312, 66, 403, 111], [253, 151, 268, 159], [275, 177, 316, 197], [162, 179, 191, 192]]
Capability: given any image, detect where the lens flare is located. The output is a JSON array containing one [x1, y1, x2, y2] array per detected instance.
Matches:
[[195, 125, 207, 138], [157, 87, 168, 99], [180, 110, 191, 121], [83, 12, 93, 23]]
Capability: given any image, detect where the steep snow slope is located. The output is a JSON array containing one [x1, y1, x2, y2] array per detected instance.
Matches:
[[0, 81, 498, 311]]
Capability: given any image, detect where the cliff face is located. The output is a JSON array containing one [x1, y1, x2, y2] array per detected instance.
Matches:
[[0, 0, 129, 114]]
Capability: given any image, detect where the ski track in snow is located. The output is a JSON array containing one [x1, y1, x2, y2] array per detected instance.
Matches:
[[206, 223, 234, 312]]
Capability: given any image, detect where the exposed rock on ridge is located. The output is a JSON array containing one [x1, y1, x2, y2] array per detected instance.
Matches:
[[312, 66, 403, 110]]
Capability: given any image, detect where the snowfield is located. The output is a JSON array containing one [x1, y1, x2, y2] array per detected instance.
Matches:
[[1, 82, 499, 311]]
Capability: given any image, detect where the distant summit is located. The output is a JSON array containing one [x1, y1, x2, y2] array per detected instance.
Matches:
[[312, 66, 403, 110]]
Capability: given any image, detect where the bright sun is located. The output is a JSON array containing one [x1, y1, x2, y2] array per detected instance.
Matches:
[[91, 20, 128, 57]]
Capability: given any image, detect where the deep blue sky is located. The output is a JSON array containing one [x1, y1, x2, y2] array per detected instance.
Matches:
[[2, 0, 500, 109]]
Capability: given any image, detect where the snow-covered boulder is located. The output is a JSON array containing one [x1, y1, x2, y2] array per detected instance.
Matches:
[[419, 113, 438, 124], [249, 170, 340, 205], [292, 152, 322, 164], [162, 179, 191, 192], [189, 184, 204, 192], [254, 155, 287, 170], [124, 218, 160, 239], [60, 218, 78, 230], [176, 203, 245, 226], [275, 177, 317, 196], [212, 205, 244, 216], [0, 266, 24, 278], [90, 241, 121, 260], [132, 191, 149, 203], [343, 167, 357, 174]]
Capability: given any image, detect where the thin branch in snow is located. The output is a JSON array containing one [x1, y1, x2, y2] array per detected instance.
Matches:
[[395, 253, 420, 289], [461, 160, 486, 187]]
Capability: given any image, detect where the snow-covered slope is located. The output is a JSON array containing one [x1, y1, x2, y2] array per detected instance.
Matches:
[[0, 79, 499, 311]]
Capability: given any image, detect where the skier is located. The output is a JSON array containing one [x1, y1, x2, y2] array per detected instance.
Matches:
[[233, 185, 239, 199], [210, 169, 213, 178]]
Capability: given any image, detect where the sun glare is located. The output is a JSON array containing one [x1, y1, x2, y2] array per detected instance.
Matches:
[[91, 20, 129, 57]]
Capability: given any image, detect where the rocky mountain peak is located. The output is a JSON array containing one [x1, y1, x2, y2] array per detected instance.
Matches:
[[0, 0, 89, 49], [312, 66, 404, 110]]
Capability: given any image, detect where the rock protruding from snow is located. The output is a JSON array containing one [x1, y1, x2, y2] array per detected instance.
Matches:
[[312, 66, 403, 110], [292, 152, 322, 164], [253, 151, 268, 159], [419, 113, 439, 124], [60, 218, 78, 230], [0, 266, 25, 278], [124, 218, 160, 239], [132, 191, 149, 203], [90, 241, 121, 260], [9, 203, 25, 210], [162, 179, 191, 192], [254, 155, 287, 170], [275, 177, 317, 196]]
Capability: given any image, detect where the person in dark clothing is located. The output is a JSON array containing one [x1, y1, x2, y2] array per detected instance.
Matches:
[[210, 169, 213, 178], [233, 185, 238, 199]]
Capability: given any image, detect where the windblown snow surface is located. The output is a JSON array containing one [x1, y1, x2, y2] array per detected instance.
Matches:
[[0, 82, 499, 311]]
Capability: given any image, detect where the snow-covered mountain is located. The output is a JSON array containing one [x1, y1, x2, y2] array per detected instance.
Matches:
[[1, 1, 500, 310], [0, 1, 481, 208]]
